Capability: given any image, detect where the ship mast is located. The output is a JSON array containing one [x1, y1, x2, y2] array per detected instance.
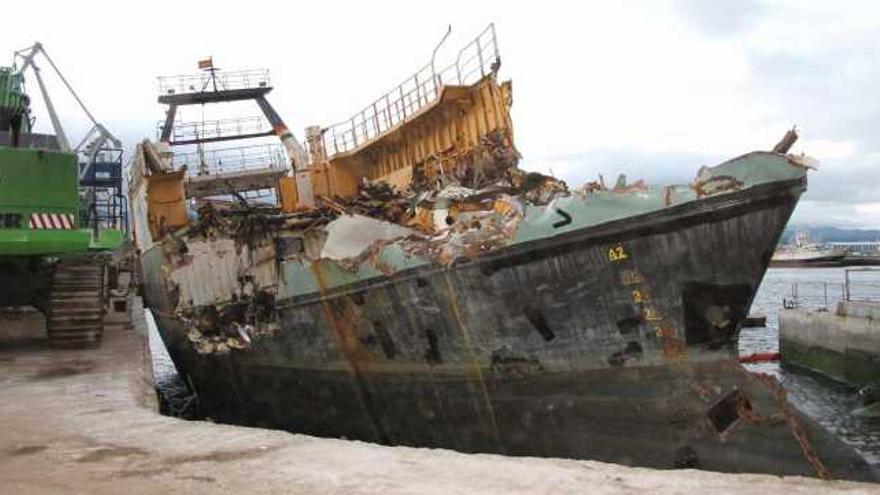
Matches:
[[156, 58, 307, 201]]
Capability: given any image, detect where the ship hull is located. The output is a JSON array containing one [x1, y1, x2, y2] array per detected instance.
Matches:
[[143, 176, 875, 480]]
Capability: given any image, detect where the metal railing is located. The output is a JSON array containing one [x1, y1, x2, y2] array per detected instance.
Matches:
[[321, 23, 499, 157], [157, 116, 271, 143], [238, 188, 276, 202], [80, 193, 129, 235], [844, 267, 880, 302], [785, 270, 880, 310], [157, 69, 270, 95], [784, 282, 846, 311], [172, 143, 286, 177]]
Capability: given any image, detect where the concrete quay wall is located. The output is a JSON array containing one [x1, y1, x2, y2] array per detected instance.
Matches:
[[780, 302, 880, 386]]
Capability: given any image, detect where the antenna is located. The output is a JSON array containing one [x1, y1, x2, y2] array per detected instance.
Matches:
[[431, 25, 453, 92]]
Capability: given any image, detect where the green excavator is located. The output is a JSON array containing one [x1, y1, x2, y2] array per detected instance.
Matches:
[[0, 43, 127, 348]]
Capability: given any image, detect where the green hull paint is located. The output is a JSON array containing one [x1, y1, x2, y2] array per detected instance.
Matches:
[[268, 151, 808, 300]]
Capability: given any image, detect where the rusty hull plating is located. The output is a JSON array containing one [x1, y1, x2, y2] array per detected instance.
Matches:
[[132, 25, 875, 482]]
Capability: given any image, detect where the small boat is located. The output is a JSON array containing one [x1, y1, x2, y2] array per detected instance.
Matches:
[[772, 232, 846, 267]]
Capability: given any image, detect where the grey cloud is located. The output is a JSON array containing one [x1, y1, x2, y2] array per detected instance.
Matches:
[[525, 148, 724, 187], [791, 200, 880, 230], [804, 156, 880, 204], [674, 0, 765, 37], [748, 37, 880, 152], [674, 2, 880, 152]]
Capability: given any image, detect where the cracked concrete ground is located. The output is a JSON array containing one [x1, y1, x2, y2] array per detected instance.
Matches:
[[0, 301, 877, 494]]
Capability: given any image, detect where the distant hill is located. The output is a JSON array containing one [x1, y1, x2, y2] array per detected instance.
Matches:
[[781, 226, 880, 244]]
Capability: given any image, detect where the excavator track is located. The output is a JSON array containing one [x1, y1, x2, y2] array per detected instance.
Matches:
[[46, 258, 105, 349]]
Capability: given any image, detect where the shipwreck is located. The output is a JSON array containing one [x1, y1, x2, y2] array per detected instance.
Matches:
[[130, 25, 876, 480]]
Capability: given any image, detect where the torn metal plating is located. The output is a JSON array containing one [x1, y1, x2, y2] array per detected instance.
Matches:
[[159, 129, 814, 357], [181, 288, 280, 354]]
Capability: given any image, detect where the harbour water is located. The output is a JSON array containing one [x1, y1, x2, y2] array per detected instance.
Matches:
[[742, 267, 880, 468], [147, 267, 880, 467], [147, 310, 199, 419]]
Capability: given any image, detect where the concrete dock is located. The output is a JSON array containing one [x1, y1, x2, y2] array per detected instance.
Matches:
[[1, 302, 877, 494], [780, 301, 880, 386]]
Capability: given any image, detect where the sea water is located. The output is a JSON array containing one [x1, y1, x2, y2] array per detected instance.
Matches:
[[742, 267, 880, 468]]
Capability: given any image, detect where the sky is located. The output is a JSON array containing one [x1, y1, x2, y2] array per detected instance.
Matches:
[[4, 0, 880, 229]]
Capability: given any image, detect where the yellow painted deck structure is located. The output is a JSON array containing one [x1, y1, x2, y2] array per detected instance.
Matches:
[[132, 24, 510, 239], [303, 75, 515, 204]]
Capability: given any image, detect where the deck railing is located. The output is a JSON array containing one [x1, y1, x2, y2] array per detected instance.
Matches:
[[172, 143, 286, 177], [157, 69, 270, 95], [785, 269, 880, 310], [157, 116, 271, 143], [785, 282, 846, 311], [321, 23, 499, 157], [844, 267, 880, 302]]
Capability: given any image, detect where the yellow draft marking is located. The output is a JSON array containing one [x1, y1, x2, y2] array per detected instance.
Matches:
[[653, 321, 677, 339], [643, 306, 663, 322], [608, 245, 629, 262], [631, 288, 645, 304], [620, 267, 687, 359], [620, 270, 644, 286]]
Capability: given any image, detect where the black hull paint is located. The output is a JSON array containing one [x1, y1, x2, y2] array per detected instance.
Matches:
[[144, 178, 876, 481]]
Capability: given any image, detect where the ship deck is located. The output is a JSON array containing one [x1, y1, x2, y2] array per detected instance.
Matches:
[[0, 301, 874, 493]]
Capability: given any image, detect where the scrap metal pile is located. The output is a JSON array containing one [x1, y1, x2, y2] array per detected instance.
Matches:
[[179, 128, 810, 272], [169, 135, 572, 353], [327, 130, 570, 237], [184, 130, 571, 265]]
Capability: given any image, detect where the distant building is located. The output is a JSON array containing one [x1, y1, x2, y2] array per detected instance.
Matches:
[[826, 241, 880, 255]]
